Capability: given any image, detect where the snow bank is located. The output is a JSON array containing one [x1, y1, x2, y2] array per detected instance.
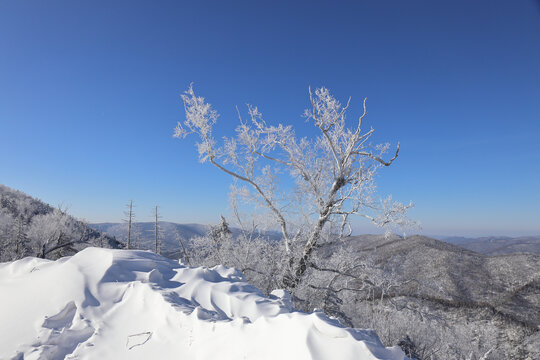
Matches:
[[0, 248, 407, 360]]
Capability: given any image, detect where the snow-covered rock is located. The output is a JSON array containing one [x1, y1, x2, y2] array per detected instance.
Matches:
[[0, 248, 407, 360]]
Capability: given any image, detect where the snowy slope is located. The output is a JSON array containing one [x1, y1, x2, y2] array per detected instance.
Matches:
[[0, 248, 407, 360]]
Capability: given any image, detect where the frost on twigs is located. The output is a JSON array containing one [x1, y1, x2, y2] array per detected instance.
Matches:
[[174, 84, 219, 163]]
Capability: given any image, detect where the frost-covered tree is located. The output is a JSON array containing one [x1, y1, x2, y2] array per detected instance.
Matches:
[[188, 215, 283, 294], [0, 209, 16, 261], [209, 215, 231, 245], [13, 215, 31, 259], [175, 85, 414, 290], [26, 207, 97, 259], [27, 208, 77, 258], [0, 185, 122, 261]]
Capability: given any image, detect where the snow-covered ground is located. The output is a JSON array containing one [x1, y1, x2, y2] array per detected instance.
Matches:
[[0, 248, 407, 359]]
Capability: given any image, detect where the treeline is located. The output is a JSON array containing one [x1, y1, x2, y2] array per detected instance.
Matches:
[[0, 185, 121, 262]]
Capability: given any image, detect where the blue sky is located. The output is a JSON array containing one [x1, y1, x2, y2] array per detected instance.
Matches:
[[1, 0, 539, 236]]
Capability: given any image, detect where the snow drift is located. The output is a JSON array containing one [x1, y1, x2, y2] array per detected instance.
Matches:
[[0, 248, 407, 359]]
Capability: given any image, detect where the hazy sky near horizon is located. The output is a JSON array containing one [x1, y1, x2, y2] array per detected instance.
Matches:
[[1, 0, 539, 236]]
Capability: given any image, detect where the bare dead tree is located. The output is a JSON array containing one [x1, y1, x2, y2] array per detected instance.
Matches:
[[154, 205, 162, 254], [175, 229, 191, 266], [124, 200, 134, 249]]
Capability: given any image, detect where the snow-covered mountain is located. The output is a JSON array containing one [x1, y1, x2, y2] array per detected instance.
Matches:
[[0, 248, 407, 360]]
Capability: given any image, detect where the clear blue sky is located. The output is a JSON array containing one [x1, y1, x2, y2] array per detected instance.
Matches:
[[1, 0, 539, 236]]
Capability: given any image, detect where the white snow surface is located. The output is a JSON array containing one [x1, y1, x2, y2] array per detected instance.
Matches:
[[0, 248, 407, 360]]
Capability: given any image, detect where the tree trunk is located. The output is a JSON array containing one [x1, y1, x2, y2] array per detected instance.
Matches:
[[127, 200, 133, 249], [39, 243, 46, 259], [283, 183, 339, 289], [154, 206, 159, 254]]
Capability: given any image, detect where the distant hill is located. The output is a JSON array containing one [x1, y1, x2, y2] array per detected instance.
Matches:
[[435, 235, 540, 255], [0, 185, 122, 261]]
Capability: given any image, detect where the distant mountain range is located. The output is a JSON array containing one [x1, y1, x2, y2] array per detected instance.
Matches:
[[90, 220, 540, 257], [433, 235, 540, 255]]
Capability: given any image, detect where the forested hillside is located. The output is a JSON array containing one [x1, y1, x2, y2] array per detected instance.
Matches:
[[0, 185, 122, 261]]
